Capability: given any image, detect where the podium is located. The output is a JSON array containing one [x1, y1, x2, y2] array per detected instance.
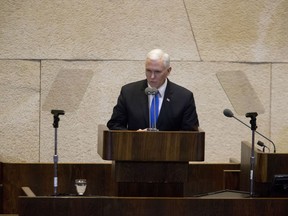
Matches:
[[240, 141, 288, 196], [97, 125, 205, 196]]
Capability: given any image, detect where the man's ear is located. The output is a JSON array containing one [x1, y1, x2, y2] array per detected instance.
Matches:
[[167, 67, 172, 75]]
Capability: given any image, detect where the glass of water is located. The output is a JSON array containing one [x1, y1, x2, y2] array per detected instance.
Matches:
[[75, 179, 87, 195]]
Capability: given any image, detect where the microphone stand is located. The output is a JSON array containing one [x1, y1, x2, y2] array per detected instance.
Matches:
[[152, 94, 157, 130], [246, 112, 258, 197], [51, 109, 65, 196]]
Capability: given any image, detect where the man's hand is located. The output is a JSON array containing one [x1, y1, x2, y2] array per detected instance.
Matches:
[[137, 128, 148, 131]]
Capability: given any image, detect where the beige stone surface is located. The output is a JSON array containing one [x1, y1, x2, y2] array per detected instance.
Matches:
[[0, 0, 288, 163], [185, 0, 288, 62], [0, 60, 40, 162], [0, 0, 199, 60], [271, 64, 288, 153]]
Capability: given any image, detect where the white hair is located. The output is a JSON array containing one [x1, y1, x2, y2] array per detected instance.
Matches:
[[146, 49, 170, 68]]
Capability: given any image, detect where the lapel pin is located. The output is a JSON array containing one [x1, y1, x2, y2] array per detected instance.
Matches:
[[166, 98, 170, 102]]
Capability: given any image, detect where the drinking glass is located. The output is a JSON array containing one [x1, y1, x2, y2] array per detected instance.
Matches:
[[75, 179, 87, 195]]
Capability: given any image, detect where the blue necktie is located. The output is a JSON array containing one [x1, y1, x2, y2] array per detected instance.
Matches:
[[150, 93, 159, 128]]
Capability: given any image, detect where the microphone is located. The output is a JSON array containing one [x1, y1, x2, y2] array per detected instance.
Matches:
[[145, 87, 158, 131], [257, 140, 270, 152], [223, 109, 234, 118], [145, 87, 158, 95], [223, 108, 276, 153]]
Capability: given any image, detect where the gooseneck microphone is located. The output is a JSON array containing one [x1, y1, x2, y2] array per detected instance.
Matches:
[[145, 87, 159, 131], [257, 140, 270, 152], [145, 87, 158, 96], [223, 108, 276, 153]]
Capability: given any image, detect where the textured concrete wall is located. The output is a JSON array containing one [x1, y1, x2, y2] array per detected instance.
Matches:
[[0, 0, 287, 163]]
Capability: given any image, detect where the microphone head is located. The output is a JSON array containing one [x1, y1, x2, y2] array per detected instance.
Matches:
[[223, 109, 234, 118], [145, 87, 158, 95], [257, 140, 265, 147]]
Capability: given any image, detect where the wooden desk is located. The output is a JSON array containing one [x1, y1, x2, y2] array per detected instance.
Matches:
[[240, 141, 288, 196], [19, 195, 288, 216]]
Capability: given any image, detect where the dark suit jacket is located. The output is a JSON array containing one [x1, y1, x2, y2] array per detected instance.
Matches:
[[107, 79, 199, 131]]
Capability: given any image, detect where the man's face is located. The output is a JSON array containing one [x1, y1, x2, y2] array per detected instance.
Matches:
[[145, 59, 171, 89]]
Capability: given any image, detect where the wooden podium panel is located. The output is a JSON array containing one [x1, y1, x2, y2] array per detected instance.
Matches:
[[97, 125, 205, 161], [114, 161, 188, 182], [240, 141, 288, 196], [97, 125, 205, 197]]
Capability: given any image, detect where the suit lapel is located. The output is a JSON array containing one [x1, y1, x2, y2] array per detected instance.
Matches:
[[139, 80, 149, 127]]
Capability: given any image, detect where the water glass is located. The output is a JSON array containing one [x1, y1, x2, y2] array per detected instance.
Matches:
[[75, 179, 87, 195]]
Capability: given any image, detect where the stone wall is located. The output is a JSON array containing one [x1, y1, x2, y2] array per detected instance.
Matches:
[[0, 0, 287, 163]]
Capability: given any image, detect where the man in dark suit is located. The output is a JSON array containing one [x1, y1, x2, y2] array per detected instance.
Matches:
[[107, 49, 199, 131]]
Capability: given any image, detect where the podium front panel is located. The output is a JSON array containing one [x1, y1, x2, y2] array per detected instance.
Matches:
[[98, 126, 205, 162]]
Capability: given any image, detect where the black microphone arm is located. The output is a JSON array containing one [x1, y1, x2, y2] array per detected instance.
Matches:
[[223, 109, 276, 153]]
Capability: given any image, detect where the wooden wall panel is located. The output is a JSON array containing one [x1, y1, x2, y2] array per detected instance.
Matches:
[[2, 163, 116, 213], [185, 163, 240, 196], [0, 162, 3, 213], [1, 162, 240, 214]]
